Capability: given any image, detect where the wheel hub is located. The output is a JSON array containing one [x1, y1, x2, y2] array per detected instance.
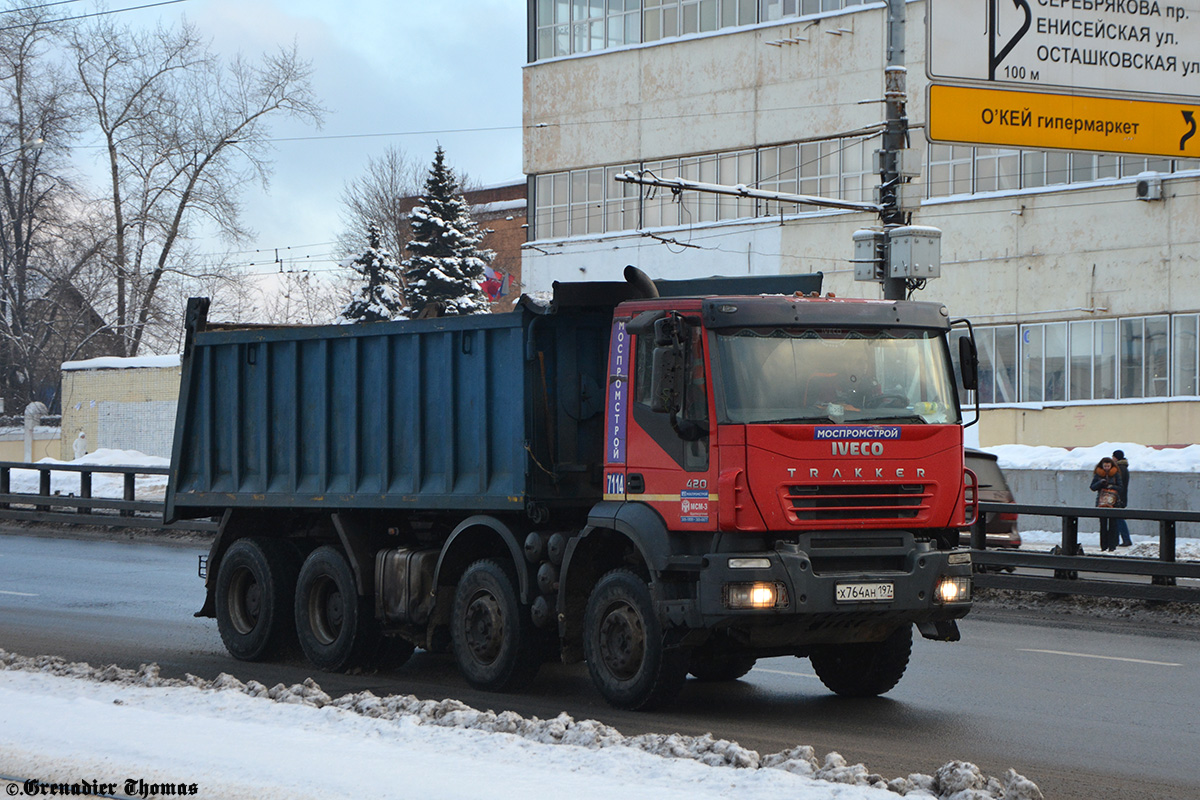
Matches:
[[598, 604, 644, 681], [228, 567, 260, 635], [308, 576, 344, 645], [463, 592, 504, 665]]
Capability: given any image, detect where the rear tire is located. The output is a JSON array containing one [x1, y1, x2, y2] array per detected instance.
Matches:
[[583, 569, 687, 710], [809, 624, 913, 697], [294, 546, 375, 672], [451, 559, 541, 692], [214, 537, 298, 661]]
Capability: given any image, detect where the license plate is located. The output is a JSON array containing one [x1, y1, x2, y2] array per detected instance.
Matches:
[[836, 582, 895, 603]]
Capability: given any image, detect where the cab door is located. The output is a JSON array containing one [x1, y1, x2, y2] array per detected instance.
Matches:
[[625, 315, 718, 531]]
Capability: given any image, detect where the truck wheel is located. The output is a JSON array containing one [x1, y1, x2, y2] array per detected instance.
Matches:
[[451, 559, 541, 692], [295, 546, 374, 672], [583, 569, 687, 711], [809, 624, 913, 698], [214, 537, 298, 661], [688, 653, 757, 682]]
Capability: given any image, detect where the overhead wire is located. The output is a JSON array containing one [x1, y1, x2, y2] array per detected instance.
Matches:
[[0, 0, 192, 31]]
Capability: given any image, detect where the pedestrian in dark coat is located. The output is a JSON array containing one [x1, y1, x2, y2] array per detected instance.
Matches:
[[1090, 457, 1124, 552], [1113, 449, 1132, 547]]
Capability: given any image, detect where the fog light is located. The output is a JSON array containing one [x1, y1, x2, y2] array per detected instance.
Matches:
[[724, 582, 788, 609], [935, 576, 972, 604], [728, 557, 771, 569]]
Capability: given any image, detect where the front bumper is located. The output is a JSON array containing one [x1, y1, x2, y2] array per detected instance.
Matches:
[[666, 532, 972, 648]]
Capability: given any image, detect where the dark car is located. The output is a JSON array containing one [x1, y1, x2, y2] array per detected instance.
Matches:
[[965, 448, 1022, 549]]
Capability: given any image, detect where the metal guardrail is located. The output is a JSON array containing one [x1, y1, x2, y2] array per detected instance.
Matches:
[[970, 501, 1200, 604], [0, 461, 216, 532], [0, 464, 1193, 601]]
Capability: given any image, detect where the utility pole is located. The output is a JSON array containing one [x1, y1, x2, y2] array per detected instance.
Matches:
[[879, 0, 908, 301]]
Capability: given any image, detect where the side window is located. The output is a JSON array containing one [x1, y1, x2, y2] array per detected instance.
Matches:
[[630, 318, 710, 472], [634, 333, 654, 406]]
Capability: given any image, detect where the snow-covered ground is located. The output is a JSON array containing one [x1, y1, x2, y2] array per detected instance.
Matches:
[[1017, 529, 1200, 561], [0, 651, 1041, 800], [7, 449, 170, 502], [1, 443, 1188, 799]]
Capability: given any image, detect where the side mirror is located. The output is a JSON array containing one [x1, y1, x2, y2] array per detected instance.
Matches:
[[649, 316, 686, 413], [958, 335, 979, 391]]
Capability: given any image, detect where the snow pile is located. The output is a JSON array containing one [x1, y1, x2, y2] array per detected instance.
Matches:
[[984, 442, 1200, 473], [4, 449, 170, 501], [0, 649, 1041, 800]]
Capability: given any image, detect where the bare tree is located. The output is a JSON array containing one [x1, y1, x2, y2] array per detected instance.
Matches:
[[259, 268, 349, 326], [0, 6, 103, 409], [72, 20, 324, 355], [337, 145, 424, 276]]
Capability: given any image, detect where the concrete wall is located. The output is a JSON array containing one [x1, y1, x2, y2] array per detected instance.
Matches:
[[524, 9, 887, 174], [0, 429, 61, 462], [1004, 469, 1200, 538], [60, 363, 181, 460]]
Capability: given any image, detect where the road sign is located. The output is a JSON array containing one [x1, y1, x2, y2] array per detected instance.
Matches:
[[928, 84, 1199, 159], [927, 0, 1200, 102]]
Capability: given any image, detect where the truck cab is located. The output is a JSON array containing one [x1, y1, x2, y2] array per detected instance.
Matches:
[[565, 287, 974, 704]]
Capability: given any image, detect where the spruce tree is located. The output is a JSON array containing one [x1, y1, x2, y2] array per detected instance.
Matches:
[[402, 147, 494, 317], [338, 224, 406, 323]]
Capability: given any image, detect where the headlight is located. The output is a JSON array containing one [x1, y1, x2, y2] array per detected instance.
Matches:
[[935, 576, 972, 604], [724, 582, 789, 610]]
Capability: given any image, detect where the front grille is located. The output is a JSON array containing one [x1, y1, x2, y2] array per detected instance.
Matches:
[[783, 483, 930, 523]]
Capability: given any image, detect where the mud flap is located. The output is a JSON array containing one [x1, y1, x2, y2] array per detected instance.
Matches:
[[917, 620, 960, 642]]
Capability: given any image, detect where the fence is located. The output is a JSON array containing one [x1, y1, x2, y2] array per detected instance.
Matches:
[[0, 460, 215, 532], [971, 501, 1200, 603], [0, 464, 1195, 602]]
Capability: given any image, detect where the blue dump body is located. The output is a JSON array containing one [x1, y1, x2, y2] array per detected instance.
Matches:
[[166, 298, 612, 521]]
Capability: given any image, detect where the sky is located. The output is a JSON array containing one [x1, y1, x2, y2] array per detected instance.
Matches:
[[94, 0, 527, 277]]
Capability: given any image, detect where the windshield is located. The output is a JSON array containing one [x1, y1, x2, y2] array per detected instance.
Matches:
[[714, 327, 960, 425]]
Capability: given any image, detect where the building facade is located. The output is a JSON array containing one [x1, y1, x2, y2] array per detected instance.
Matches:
[[521, 0, 1200, 447]]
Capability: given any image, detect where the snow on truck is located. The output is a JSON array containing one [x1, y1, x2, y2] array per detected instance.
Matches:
[[167, 267, 980, 710]]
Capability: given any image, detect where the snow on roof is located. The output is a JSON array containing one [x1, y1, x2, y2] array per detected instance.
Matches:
[[471, 198, 527, 215], [61, 354, 181, 372]]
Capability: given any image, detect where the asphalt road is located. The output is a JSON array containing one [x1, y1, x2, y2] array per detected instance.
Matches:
[[1, 530, 1198, 800]]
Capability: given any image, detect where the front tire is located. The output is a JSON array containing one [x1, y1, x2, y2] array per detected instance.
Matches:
[[294, 546, 375, 672], [451, 559, 541, 692], [809, 624, 913, 697], [214, 537, 298, 661], [583, 569, 687, 710]]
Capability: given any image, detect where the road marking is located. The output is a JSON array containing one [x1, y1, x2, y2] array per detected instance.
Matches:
[[752, 667, 820, 679], [0, 590, 37, 597], [1018, 648, 1181, 667]]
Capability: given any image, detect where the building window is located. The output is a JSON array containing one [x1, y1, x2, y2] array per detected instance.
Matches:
[[1173, 314, 1199, 396], [1067, 319, 1117, 400], [973, 314, 1200, 405], [1121, 316, 1170, 399], [534, 172, 571, 239], [928, 144, 972, 196], [534, 0, 863, 59], [928, 145, 1195, 199], [532, 135, 877, 238]]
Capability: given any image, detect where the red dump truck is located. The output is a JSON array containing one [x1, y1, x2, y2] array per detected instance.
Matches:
[[167, 268, 978, 710]]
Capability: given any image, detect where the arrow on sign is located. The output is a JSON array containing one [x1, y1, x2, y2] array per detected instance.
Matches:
[[988, 0, 1032, 81], [1182, 111, 1196, 152]]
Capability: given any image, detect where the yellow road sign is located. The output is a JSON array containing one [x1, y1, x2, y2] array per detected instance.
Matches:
[[928, 84, 1199, 159]]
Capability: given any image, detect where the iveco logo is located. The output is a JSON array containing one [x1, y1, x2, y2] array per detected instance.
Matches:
[[833, 442, 884, 456]]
